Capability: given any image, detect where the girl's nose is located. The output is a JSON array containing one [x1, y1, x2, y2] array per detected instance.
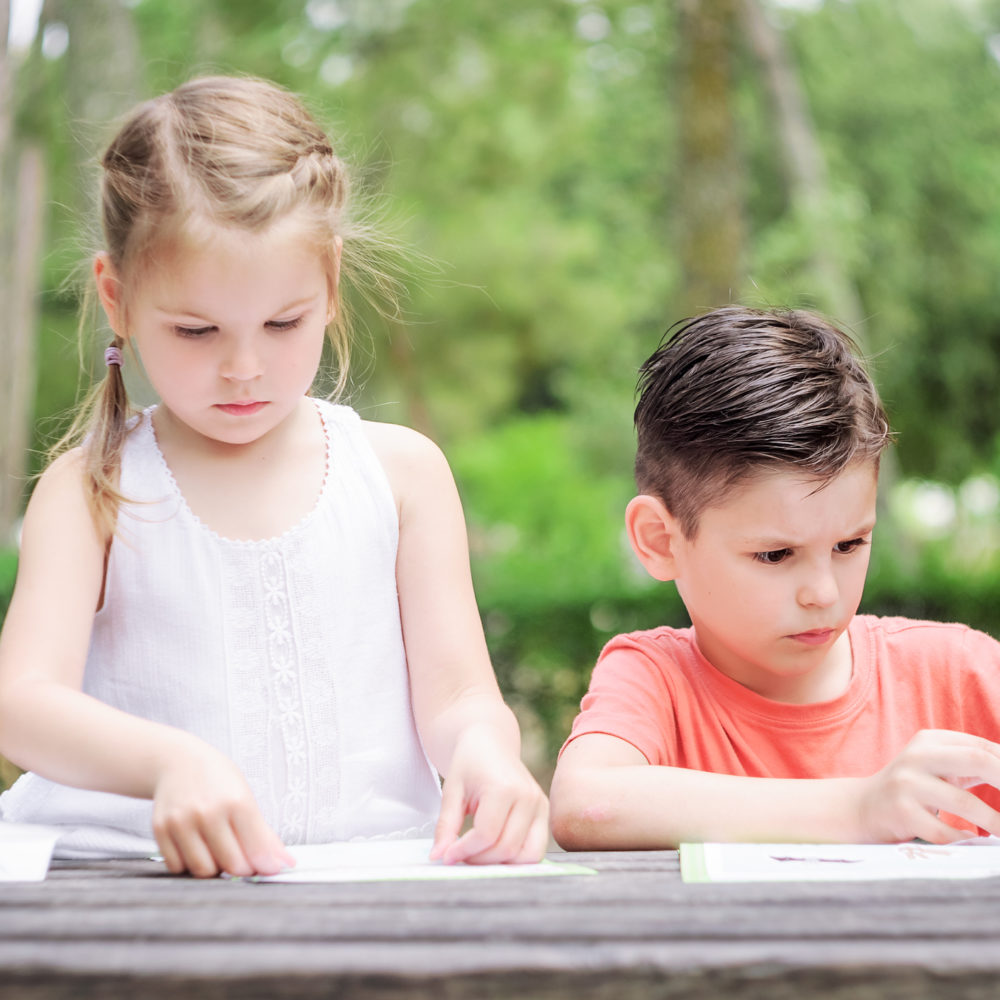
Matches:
[[220, 338, 263, 381]]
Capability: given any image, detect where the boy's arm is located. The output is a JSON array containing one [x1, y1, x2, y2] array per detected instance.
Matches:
[[550, 731, 1000, 849]]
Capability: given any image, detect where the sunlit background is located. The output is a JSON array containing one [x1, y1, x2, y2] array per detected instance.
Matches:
[[3, 0, 1000, 786]]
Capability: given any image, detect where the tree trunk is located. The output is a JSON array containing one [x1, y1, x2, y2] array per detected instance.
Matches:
[[675, 0, 744, 316], [0, 0, 11, 157], [0, 147, 46, 540], [741, 0, 899, 499], [0, 1, 46, 545], [740, 0, 865, 335]]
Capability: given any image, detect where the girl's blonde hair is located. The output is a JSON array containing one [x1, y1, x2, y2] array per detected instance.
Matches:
[[62, 75, 366, 538]]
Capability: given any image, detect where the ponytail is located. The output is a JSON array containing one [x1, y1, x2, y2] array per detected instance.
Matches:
[[51, 334, 136, 540]]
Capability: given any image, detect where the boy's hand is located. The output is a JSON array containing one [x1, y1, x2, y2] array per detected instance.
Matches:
[[430, 725, 549, 865], [152, 741, 294, 878], [856, 729, 1000, 843]]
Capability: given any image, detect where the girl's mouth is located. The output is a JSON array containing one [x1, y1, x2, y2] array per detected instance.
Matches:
[[216, 401, 267, 416]]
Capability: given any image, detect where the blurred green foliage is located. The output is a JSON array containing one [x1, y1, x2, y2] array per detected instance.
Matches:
[[7, 0, 1000, 785]]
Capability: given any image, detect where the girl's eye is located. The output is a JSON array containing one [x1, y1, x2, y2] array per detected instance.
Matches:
[[267, 317, 303, 331], [754, 548, 791, 565], [835, 537, 869, 555], [174, 325, 215, 338]]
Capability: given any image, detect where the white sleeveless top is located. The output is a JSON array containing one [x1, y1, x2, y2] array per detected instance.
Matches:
[[0, 400, 442, 857]]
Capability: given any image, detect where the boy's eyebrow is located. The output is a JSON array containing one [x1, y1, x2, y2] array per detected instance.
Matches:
[[741, 520, 877, 550]]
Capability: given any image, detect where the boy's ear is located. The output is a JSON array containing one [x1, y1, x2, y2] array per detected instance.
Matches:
[[94, 253, 126, 336], [625, 494, 683, 582]]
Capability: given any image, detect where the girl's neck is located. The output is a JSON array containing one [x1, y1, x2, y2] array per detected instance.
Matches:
[[150, 396, 328, 542]]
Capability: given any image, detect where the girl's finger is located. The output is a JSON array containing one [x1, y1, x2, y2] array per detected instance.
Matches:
[[443, 793, 516, 865], [154, 826, 186, 876], [231, 807, 293, 875], [169, 823, 221, 879], [514, 813, 551, 865], [459, 795, 539, 865], [202, 819, 256, 878], [431, 778, 468, 861]]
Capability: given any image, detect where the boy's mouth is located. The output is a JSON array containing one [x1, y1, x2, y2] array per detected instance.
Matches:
[[788, 628, 835, 646]]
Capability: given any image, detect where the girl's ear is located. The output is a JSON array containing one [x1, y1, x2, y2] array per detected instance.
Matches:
[[94, 253, 126, 336], [625, 494, 683, 582]]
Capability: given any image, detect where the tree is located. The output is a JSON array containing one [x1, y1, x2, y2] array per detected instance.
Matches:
[[675, 0, 744, 315], [0, 0, 46, 545]]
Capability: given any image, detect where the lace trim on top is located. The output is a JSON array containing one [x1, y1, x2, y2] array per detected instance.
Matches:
[[140, 399, 333, 549]]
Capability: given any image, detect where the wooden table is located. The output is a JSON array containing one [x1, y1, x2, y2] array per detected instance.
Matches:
[[2, 850, 999, 999]]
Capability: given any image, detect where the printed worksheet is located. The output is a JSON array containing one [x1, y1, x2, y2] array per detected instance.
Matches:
[[0, 821, 61, 881], [248, 838, 597, 883], [681, 838, 1000, 883]]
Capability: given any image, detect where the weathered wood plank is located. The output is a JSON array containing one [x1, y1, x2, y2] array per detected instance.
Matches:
[[4, 852, 1000, 999]]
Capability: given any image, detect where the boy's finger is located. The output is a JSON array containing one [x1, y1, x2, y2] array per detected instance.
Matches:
[[931, 785, 1000, 839], [430, 778, 467, 860]]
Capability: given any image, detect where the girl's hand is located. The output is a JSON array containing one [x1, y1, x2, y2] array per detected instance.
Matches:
[[855, 729, 1000, 843], [430, 725, 549, 865], [152, 740, 294, 878]]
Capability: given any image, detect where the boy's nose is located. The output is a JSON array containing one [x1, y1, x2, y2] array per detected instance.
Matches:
[[797, 565, 838, 608]]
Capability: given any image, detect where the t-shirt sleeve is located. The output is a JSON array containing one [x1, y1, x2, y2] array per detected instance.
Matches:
[[900, 620, 1000, 834], [560, 635, 680, 766], [955, 624, 1000, 739]]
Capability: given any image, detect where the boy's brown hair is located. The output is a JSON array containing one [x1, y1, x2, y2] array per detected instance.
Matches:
[[634, 306, 892, 538]]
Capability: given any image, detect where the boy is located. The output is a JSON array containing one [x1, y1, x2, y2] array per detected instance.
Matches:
[[550, 306, 1000, 849]]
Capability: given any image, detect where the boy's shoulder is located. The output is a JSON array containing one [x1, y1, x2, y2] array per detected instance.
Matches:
[[599, 624, 697, 662], [854, 613, 1000, 670], [593, 626, 702, 692], [855, 613, 983, 645]]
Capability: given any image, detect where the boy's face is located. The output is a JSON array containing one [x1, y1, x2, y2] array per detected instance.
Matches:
[[670, 462, 878, 704]]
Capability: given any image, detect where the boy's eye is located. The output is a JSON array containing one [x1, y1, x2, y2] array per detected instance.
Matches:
[[834, 537, 869, 555], [266, 317, 303, 331], [754, 548, 791, 565]]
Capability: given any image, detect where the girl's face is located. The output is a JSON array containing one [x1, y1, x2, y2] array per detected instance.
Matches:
[[97, 218, 334, 450]]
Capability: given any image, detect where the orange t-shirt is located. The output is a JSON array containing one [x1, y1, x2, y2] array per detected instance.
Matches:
[[564, 615, 1000, 821]]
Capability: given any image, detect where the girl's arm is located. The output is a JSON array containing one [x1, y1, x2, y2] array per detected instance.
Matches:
[[0, 451, 292, 877], [364, 422, 548, 863], [551, 731, 1000, 848]]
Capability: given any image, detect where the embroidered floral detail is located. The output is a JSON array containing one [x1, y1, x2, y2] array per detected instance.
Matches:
[[261, 546, 309, 843]]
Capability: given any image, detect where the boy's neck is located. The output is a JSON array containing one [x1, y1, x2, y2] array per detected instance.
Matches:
[[694, 626, 855, 705]]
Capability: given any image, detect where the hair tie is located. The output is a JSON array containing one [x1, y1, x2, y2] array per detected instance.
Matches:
[[105, 345, 123, 368]]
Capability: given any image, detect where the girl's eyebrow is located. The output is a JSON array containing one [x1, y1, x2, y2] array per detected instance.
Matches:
[[154, 294, 322, 320]]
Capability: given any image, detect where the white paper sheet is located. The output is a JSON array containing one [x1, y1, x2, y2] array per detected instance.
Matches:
[[681, 838, 1000, 882], [0, 822, 61, 881], [243, 838, 597, 882]]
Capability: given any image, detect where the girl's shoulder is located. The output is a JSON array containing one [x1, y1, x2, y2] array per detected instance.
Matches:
[[16, 448, 107, 601], [360, 419, 449, 476], [29, 448, 105, 543], [357, 419, 454, 512], [32, 447, 93, 518]]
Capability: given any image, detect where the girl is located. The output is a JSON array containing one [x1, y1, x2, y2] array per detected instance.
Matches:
[[0, 76, 548, 877]]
